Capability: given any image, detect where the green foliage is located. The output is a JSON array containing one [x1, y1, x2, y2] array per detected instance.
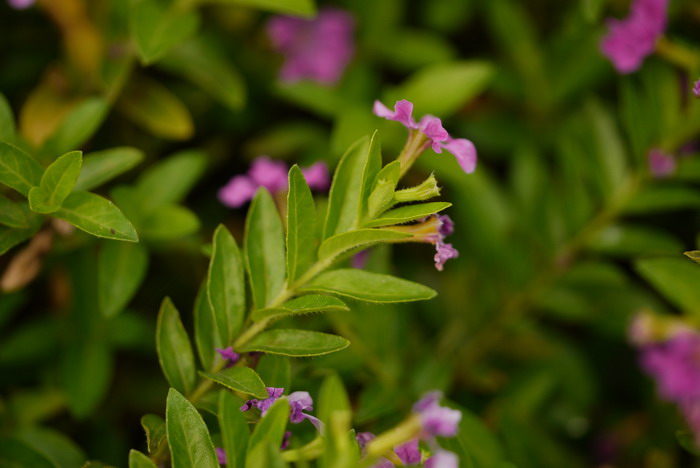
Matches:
[[239, 329, 350, 356], [157, 298, 197, 396], [166, 388, 219, 468], [199, 367, 268, 398]]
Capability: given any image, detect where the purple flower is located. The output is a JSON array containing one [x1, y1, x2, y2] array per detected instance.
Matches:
[[219, 157, 330, 208], [600, 0, 669, 74], [648, 148, 676, 178], [394, 439, 421, 465], [8, 0, 34, 9], [387, 215, 458, 271], [288, 391, 324, 432], [434, 242, 459, 272], [356, 432, 375, 452], [373, 99, 477, 174], [216, 346, 240, 368], [424, 450, 459, 468], [413, 391, 462, 438], [240, 387, 285, 415], [693, 79, 700, 98], [281, 431, 292, 450], [267, 8, 355, 85], [352, 249, 370, 269], [639, 332, 700, 403], [216, 447, 227, 465]]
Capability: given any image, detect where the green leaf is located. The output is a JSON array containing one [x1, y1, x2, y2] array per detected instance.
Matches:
[[624, 185, 700, 214], [42, 98, 109, 155], [364, 202, 452, 228], [75, 147, 144, 191], [194, 281, 222, 370], [200, 367, 268, 398], [0, 438, 55, 468], [324, 133, 381, 239], [636, 257, 700, 318], [286, 165, 318, 284], [98, 240, 149, 317], [302, 269, 437, 303], [318, 229, 411, 261], [207, 224, 246, 345], [141, 414, 166, 454], [685, 250, 700, 265], [119, 76, 194, 140], [0, 195, 29, 228], [136, 150, 207, 211], [140, 204, 200, 241], [160, 35, 246, 110], [166, 388, 219, 468], [129, 449, 158, 468], [245, 189, 286, 309], [255, 355, 290, 390], [54, 191, 139, 242], [28, 151, 82, 214], [203, 0, 316, 17], [239, 329, 350, 357], [387, 61, 494, 116], [318, 372, 351, 424], [16, 426, 86, 468], [0, 142, 43, 196], [0, 93, 16, 142], [247, 398, 290, 456], [367, 161, 401, 218], [219, 390, 250, 468], [156, 298, 196, 396], [130, 0, 200, 65], [252, 295, 349, 323], [589, 224, 683, 257], [318, 373, 356, 468]]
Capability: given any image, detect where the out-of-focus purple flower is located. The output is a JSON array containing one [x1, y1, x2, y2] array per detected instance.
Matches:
[[267, 8, 355, 85], [639, 332, 700, 403], [648, 148, 676, 178], [281, 431, 292, 450], [434, 242, 459, 272], [219, 157, 330, 208], [356, 432, 375, 452], [395, 439, 421, 465], [413, 391, 462, 438], [600, 0, 669, 74], [373, 99, 477, 174], [424, 450, 459, 468], [288, 391, 324, 432], [385, 215, 459, 271], [216, 346, 240, 368], [216, 447, 227, 465], [352, 249, 370, 269], [693, 79, 700, 98], [240, 387, 285, 415], [8, 0, 34, 9]]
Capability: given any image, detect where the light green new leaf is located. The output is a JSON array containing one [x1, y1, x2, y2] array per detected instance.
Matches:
[[245, 189, 286, 309], [130, 0, 200, 65], [252, 295, 348, 323], [199, 367, 268, 398], [324, 132, 381, 239], [141, 414, 166, 454], [302, 269, 437, 303], [219, 390, 250, 468], [157, 298, 196, 396], [318, 373, 356, 468], [318, 372, 350, 424], [318, 229, 411, 261], [129, 449, 158, 468], [194, 281, 222, 370], [364, 202, 452, 228], [387, 61, 494, 116], [636, 257, 700, 318], [367, 161, 401, 218], [98, 241, 149, 317], [0, 93, 16, 142], [166, 388, 219, 468], [207, 225, 245, 345], [75, 147, 144, 191], [160, 36, 246, 111], [42, 98, 109, 155], [239, 329, 350, 357], [247, 397, 290, 456], [140, 204, 200, 241], [54, 191, 139, 242], [287, 165, 317, 283], [28, 151, 82, 214], [203, 0, 316, 17], [0, 195, 29, 228], [136, 150, 207, 211], [0, 142, 43, 196]]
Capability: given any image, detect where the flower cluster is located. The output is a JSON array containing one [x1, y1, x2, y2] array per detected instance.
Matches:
[[267, 8, 355, 85], [373, 99, 477, 175], [240, 387, 323, 432], [600, 0, 668, 74], [218, 156, 329, 208]]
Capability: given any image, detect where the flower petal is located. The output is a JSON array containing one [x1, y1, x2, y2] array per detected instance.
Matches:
[[441, 138, 477, 174], [218, 175, 258, 208]]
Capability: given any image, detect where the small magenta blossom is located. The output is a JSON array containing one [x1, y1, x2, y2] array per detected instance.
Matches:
[[374, 99, 477, 175], [216, 447, 227, 465], [215, 346, 240, 368], [267, 8, 355, 85], [413, 391, 462, 437], [394, 439, 421, 465], [424, 450, 459, 468], [240, 387, 285, 415], [648, 148, 676, 178], [8, 0, 34, 9], [219, 157, 330, 208], [387, 214, 459, 271], [600, 0, 669, 74], [288, 391, 324, 432], [693, 79, 700, 98]]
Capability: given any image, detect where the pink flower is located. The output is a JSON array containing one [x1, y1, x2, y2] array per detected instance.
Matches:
[[240, 387, 285, 415], [394, 439, 421, 465], [216, 447, 227, 465], [693, 79, 700, 98], [424, 450, 459, 468], [373, 99, 477, 174], [648, 148, 676, 178], [267, 8, 355, 85], [301, 161, 330, 191], [413, 391, 462, 438], [600, 0, 669, 74], [385, 215, 459, 271], [8, 0, 34, 9], [215, 346, 240, 368]]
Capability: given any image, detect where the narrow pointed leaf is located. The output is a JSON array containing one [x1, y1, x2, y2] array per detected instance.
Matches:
[[194, 281, 222, 370], [367, 161, 401, 217], [140, 414, 166, 454], [239, 329, 350, 357], [166, 388, 219, 468], [0, 93, 16, 142], [252, 295, 348, 323], [54, 191, 138, 242], [42, 98, 109, 155], [219, 390, 250, 468], [202, 0, 316, 17], [28, 151, 82, 213], [0, 195, 29, 228], [207, 224, 245, 344], [136, 150, 207, 211], [140, 204, 200, 241], [302, 269, 437, 303], [318, 229, 411, 261], [286, 165, 317, 283], [247, 397, 290, 455], [98, 240, 149, 317], [245, 189, 286, 309], [364, 202, 452, 228], [129, 449, 158, 468], [75, 147, 144, 191], [199, 367, 268, 398], [157, 298, 196, 396], [0, 142, 43, 196]]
